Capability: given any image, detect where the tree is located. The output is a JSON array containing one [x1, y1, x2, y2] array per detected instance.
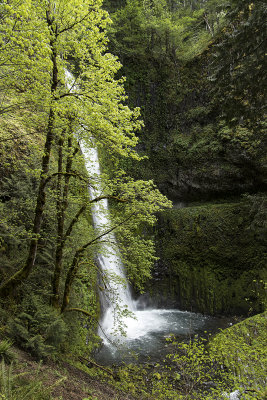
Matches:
[[212, 0, 266, 126], [49, 132, 171, 312], [0, 0, 171, 302], [0, 0, 49, 117]]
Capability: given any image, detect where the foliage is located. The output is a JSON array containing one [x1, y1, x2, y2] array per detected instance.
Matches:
[[107, 0, 226, 62], [109, 314, 266, 399], [60, 261, 101, 357], [163, 336, 233, 399], [0, 0, 50, 117], [0, 341, 14, 365], [8, 295, 67, 359], [0, 361, 57, 400], [0, 148, 39, 285], [0, 0, 173, 366], [212, 0, 267, 126], [101, 173, 172, 290], [0, 1, 266, 392], [245, 193, 267, 242], [210, 312, 267, 399], [0, 0, 138, 295], [108, 336, 232, 399]]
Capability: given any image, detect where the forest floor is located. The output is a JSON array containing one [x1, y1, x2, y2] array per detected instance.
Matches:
[[12, 347, 135, 400]]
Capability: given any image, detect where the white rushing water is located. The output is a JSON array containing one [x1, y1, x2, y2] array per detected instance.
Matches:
[[65, 69, 136, 342], [80, 144, 137, 341]]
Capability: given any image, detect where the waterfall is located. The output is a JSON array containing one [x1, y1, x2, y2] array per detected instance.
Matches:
[[65, 69, 216, 364], [64, 69, 135, 342], [80, 144, 136, 342], [82, 134, 240, 400]]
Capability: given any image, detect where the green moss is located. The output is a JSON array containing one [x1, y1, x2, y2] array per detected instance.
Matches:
[[150, 201, 267, 315], [210, 312, 267, 398]]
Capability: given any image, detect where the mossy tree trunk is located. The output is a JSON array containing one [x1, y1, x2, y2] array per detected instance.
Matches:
[[51, 132, 81, 309], [0, 13, 59, 297]]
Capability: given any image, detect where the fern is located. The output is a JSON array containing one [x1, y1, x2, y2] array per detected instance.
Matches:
[[0, 360, 56, 400], [8, 295, 67, 359], [0, 340, 15, 364]]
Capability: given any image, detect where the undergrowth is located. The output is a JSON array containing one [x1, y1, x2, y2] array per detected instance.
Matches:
[[0, 360, 62, 400]]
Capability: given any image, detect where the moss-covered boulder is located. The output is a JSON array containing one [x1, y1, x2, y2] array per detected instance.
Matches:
[[148, 200, 266, 315]]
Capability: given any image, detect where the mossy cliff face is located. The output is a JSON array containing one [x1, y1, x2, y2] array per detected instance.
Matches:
[[147, 201, 266, 315], [102, 2, 267, 208]]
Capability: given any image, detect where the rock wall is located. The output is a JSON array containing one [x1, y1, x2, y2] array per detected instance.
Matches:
[[147, 201, 266, 315]]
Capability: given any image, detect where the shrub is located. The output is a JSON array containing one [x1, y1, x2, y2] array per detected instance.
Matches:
[[8, 295, 67, 359]]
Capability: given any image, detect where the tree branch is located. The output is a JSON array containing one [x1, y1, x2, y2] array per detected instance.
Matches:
[[63, 204, 87, 243], [58, 10, 95, 35], [80, 212, 135, 253], [60, 212, 135, 312], [62, 196, 127, 243], [90, 195, 127, 204], [44, 171, 88, 186], [78, 355, 117, 378], [64, 307, 94, 318], [63, 308, 119, 350]]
